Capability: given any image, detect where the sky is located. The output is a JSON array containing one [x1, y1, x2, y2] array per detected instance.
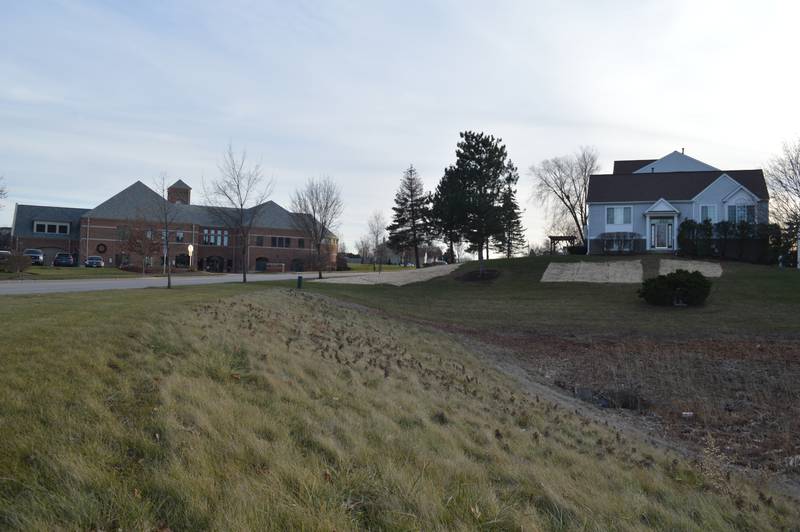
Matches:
[[1, 0, 799, 250]]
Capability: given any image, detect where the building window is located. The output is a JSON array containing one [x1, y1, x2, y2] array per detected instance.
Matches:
[[202, 228, 229, 246], [117, 225, 130, 240], [256, 236, 264, 247], [283, 237, 290, 248], [699, 205, 716, 223], [728, 204, 755, 224], [298, 238, 305, 248], [606, 207, 631, 226], [33, 221, 70, 235], [175, 230, 185, 243]]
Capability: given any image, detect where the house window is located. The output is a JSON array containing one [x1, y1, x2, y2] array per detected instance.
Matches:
[[117, 225, 130, 240], [283, 238, 291, 248], [298, 238, 305, 248], [727, 204, 755, 224], [271, 236, 277, 247], [33, 221, 70, 235], [699, 205, 716, 223], [175, 230, 185, 243], [256, 236, 264, 247], [606, 207, 631, 225]]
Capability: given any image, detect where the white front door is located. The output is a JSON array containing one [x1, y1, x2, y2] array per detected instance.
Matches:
[[649, 217, 674, 250]]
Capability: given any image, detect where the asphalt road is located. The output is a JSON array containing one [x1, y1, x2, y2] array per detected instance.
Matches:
[[0, 272, 351, 296]]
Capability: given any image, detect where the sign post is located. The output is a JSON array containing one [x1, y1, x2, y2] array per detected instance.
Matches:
[[187, 244, 194, 270]]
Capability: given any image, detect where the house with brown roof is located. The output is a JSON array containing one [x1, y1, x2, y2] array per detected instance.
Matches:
[[585, 151, 769, 254], [10, 180, 338, 272]]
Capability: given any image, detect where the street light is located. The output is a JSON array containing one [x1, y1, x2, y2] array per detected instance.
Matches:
[[187, 244, 194, 270]]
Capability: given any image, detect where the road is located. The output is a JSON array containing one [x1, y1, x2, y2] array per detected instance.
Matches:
[[0, 272, 342, 296], [0, 266, 458, 296]]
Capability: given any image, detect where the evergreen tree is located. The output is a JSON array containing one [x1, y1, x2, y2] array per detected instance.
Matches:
[[447, 131, 508, 273], [493, 161, 526, 258], [431, 165, 466, 263], [386, 165, 431, 268]]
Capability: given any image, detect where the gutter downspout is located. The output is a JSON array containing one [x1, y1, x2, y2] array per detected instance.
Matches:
[[85, 217, 90, 263]]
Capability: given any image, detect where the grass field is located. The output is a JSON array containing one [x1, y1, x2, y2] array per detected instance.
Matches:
[[308, 255, 800, 338], [1, 282, 797, 530], [307, 256, 800, 477]]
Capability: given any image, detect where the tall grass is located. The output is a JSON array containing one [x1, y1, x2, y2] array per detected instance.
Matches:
[[0, 286, 796, 529]]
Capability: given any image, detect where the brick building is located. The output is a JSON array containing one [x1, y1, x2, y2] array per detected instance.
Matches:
[[10, 180, 337, 272]]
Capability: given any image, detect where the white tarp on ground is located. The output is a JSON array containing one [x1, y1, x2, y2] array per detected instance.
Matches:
[[314, 263, 459, 286], [658, 259, 723, 277], [540, 260, 643, 283]]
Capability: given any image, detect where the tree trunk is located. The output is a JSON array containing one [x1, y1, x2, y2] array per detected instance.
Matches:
[[477, 246, 485, 275], [413, 244, 420, 268], [448, 240, 455, 264], [167, 254, 172, 289], [242, 245, 248, 283], [317, 244, 323, 279]]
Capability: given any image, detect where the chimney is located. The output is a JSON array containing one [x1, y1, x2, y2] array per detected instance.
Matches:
[[167, 180, 191, 204], [681, 147, 685, 154]]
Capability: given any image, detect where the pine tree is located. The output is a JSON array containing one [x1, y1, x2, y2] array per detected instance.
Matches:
[[447, 131, 507, 274], [387, 165, 431, 268], [431, 165, 466, 263], [493, 161, 526, 258]]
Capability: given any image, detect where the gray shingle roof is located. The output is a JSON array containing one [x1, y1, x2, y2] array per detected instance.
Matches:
[[586, 170, 768, 203], [169, 179, 191, 190], [11, 204, 90, 238], [82, 181, 325, 233], [612, 159, 656, 174]]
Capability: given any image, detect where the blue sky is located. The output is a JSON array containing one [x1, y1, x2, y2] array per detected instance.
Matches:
[[2, 1, 799, 248]]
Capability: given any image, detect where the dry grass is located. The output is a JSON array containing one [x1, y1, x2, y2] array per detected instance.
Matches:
[[1, 286, 798, 530]]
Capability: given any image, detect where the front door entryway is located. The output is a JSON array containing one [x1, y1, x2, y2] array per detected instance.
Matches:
[[649, 217, 673, 250]]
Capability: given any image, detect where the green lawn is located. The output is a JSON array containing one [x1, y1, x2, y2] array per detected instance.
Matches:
[[1, 282, 795, 530], [308, 255, 800, 338]]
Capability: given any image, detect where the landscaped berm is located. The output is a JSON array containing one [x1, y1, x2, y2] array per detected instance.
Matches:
[[1, 256, 799, 530]]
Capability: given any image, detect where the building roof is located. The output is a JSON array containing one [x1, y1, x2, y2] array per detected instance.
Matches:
[[587, 169, 768, 203], [169, 179, 192, 190], [81, 180, 330, 233], [613, 159, 656, 174], [11, 204, 90, 238], [633, 151, 719, 173]]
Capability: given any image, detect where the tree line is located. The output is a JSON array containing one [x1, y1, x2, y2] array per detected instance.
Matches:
[[385, 131, 526, 273]]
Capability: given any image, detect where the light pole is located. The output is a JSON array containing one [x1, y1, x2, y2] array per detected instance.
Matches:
[[187, 244, 194, 271]]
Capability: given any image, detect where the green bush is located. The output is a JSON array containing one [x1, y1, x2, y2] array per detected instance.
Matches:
[[639, 269, 711, 307]]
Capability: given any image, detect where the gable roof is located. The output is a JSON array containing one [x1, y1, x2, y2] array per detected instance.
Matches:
[[587, 169, 768, 203], [11, 204, 90, 238], [613, 159, 656, 174], [169, 179, 191, 190], [81, 181, 329, 233], [634, 151, 719, 173], [645, 198, 680, 213]]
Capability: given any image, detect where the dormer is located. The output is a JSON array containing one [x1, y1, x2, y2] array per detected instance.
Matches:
[[167, 179, 192, 204]]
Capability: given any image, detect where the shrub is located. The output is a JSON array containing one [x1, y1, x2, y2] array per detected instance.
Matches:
[[2, 254, 32, 277], [639, 269, 711, 307], [565, 245, 587, 255]]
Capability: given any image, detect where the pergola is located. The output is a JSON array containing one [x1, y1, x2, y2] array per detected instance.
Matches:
[[548, 235, 577, 255]]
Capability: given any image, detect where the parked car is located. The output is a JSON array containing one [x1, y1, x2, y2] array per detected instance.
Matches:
[[22, 248, 44, 266], [84, 255, 105, 268], [53, 252, 75, 267], [0, 250, 11, 263]]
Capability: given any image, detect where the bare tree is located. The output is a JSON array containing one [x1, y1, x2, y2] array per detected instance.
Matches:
[[367, 210, 387, 271], [765, 139, 800, 228], [530, 146, 599, 244], [152, 174, 180, 289], [291, 177, 343, 279], [120, 222, 160, 275], [205, 144, 274, 283], [356, 235, 371, 264], [0, 176, 7, 211]]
